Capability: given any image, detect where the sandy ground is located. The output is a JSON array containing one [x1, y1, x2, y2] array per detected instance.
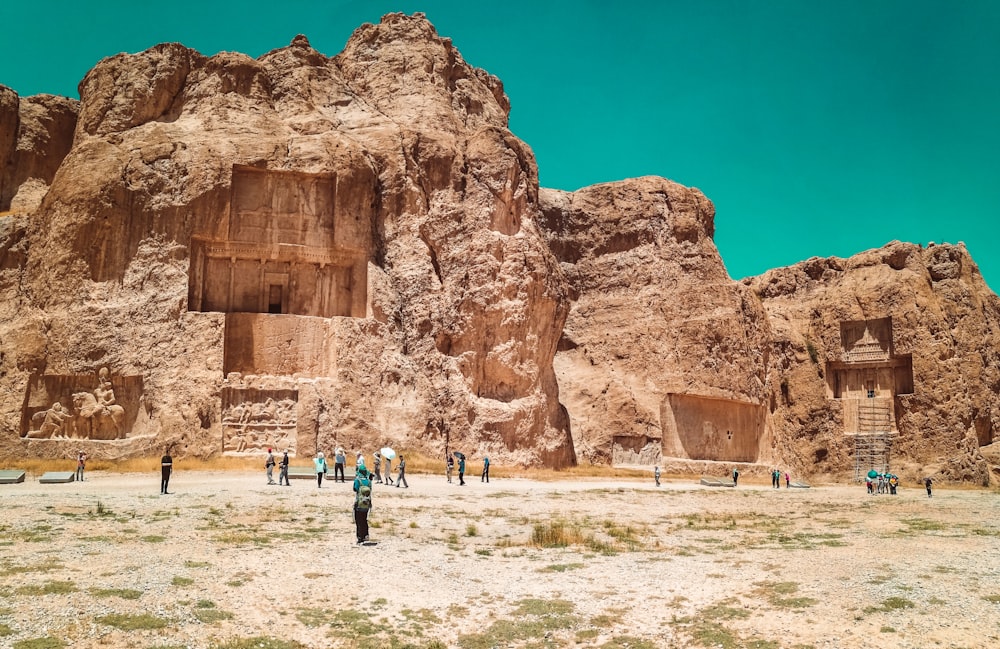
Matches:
[[1, 469, 999, 649]]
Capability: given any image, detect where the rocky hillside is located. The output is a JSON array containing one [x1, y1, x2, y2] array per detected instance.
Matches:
[[1, 13, 997, 484]]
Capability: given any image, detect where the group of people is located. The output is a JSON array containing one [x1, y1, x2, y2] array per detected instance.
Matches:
[[865, 472, 900, 495], [262, 447, 410, 490], [444, 451, 490, 486], [770, 468, 790, 489]]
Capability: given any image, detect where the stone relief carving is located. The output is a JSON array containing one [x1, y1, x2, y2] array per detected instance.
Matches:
[[23, 368, 137, 440], [221, 388, 298, 455]]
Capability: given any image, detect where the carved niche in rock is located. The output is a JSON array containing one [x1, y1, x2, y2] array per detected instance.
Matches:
[[660, 394, 765, 463], [188, 166, 372, 377], [221, 387, 298, 456], [21, 368, 144, 440], [825, 317, 914, 435]]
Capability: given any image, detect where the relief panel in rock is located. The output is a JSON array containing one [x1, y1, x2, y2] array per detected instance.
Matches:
[[21, 368, 144, 440], [612, 435, 662, 465], [221, 387, 298, 455], [223, 313, 333, 377], [660, 394, 765, 462]]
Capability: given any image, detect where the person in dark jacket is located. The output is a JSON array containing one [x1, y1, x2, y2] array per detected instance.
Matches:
[[353, 467, 373, 543], [279, 450, 290, 486], [160, 448, 173, 494]]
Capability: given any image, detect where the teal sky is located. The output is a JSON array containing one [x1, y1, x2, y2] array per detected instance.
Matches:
[[2, 1, 998, 291]]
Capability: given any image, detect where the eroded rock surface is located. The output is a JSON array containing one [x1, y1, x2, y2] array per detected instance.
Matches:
[[0, 13, 997, 483], [0, 13, 572, 467]]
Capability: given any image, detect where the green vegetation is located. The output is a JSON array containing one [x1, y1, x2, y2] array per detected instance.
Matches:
[[88, 587, 142, 600], [899, 518, 946, 533], [753, 581, 818, 609], [672, 599, 783, 649], [327, 609, 379, 636], [16, 581, 77, 596], [598, 637, 659, 649], [171, 576, 195, 586], [805, 339, 819, 364], [209, 638, 306, 649], [863, 597, 916, 614], [457, 598, 579, 649], [0, 558, 64, 576], [539, 562, 585, 573], [295, 607, 338, 628], [95, 613, 170, 630], [13, 638, 65, 649]]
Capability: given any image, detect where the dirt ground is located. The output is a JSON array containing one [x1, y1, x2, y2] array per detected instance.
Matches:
[[1, 469, 999, 649]]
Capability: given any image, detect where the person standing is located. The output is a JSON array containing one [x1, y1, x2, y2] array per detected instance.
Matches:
[[279, 450, 290, 486], [396, 455, 409, 488], [76, 451, 87, 482], [160, 448, 173, 494], [446, 453, 454, 483], [265, 448, 276, 485], [353, 465, 373, 544], [334, 447, 346, 483], [924, 476, 933, 498], [481, 455, 490, 483], [373, 452, 383, 484], [384, 456, 394, 486], [314, 452, 327, 488], [785, 472, 790, 488], [732, 468, 739, 487], [457, 453, 466, 486], [654, 466, 661, 487]]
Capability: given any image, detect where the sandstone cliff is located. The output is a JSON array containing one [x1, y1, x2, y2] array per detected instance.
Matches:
[[0, 87, 79, 214], [1, 13, 997, 484], [747, 242, 1000, 485], [0, 13, 572, 466], [538, 178, 773, 468]]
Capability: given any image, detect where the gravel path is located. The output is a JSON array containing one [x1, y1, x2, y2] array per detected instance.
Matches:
[[1, 471, 998, 648]]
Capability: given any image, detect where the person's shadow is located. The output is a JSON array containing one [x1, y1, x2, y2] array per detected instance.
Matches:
[[358, 540, 378, 547]]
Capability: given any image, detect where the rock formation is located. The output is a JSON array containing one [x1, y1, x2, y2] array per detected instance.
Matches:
[[1, 13, 997, 484], [746, 242, 1000, 485], [0, 13, 572, 467]]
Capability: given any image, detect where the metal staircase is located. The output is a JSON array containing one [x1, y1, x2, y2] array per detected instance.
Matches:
[[853, 397, 894, 481]]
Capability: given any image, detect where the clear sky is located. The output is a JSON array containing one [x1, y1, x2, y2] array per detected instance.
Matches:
[[2, 1, 998, 291]]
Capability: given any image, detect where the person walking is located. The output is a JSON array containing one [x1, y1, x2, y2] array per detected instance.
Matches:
[[334, 447, 346, 483], [654, 466, 661, 487], [353, 465, 373, 544], [457, 452, 466, 486], [265, 448, 276, 484], [279, 450, 290, 486], [373, 452, 383, 484], [732, 468, 739, 487], [481, 455, 490, 483], [76, 451, 87, 482], [314, 452, 327, 488], [384, 456, 394, 486], [446, 453, 454, 483], [160, 448, 173, 494], [395, 455, 408, 488], [924, 476, 933, 498]]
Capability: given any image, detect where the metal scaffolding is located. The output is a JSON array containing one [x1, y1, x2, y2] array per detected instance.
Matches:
[[853, 397, 894, 481]]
